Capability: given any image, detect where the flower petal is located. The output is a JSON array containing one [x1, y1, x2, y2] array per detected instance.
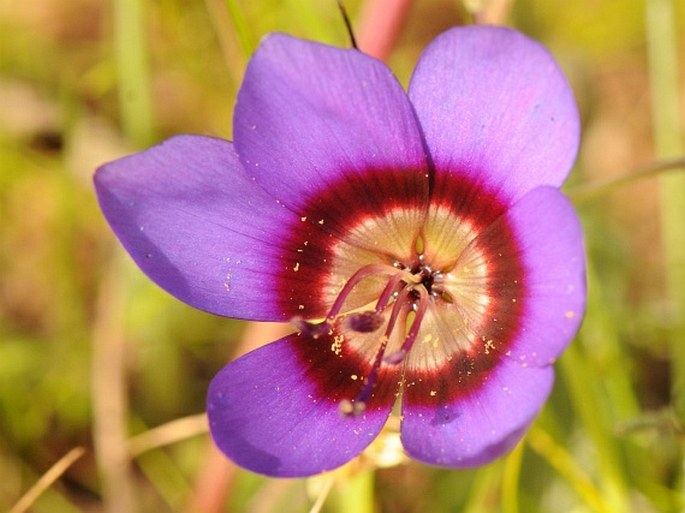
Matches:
[[409, 26, 580, 205], [467, 186, 586, 365], [234, 33, 429, 215], [95, 135, 312, 321], [401, 357, 553, 467], [399, 186, 583, 467], [400, 184, 582, 385], [207, 330, 399, 477]]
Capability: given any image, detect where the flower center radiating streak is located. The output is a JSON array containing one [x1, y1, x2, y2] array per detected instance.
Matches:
[[295, 254, 448, 416]]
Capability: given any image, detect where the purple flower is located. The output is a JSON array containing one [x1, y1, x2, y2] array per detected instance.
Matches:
[[95, 25, 585, 477]]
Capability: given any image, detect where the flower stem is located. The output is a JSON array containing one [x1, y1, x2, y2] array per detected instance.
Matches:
[[567, 156, 685, 204], [127, 414, 208, 457], [8, 447, 85, 513], [91, 254, 136, 513], [559, 342, 629, 512], [357, 0, 413, 61], [462, 463, 502, 513], [332, 470, 376, 513], [646, 0, 685, 419], [113, 0, 154, 147], [224, 0, 254, 57], [184, 322, 290, 513], [94, 2, 155, 510], [646, 0, 685, 506], [203, 0, 252, 84], [309, 474, 336, 513], [336, 0, 359, 49], [501, 441, 524, 513], [527, 427, 610, 513]]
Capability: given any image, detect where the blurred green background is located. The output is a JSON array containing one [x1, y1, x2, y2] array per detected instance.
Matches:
[[1, 0, 685, 511]]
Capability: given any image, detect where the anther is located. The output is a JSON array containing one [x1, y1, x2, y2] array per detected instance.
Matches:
[[322, 259, 443, 414], [383, 349, 406, 365], [347, 311, 384, 333], [291, 316, 331, 339], [341, 287, 411, 410]]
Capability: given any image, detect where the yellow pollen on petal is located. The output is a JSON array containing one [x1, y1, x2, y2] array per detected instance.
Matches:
[[340, 399, 366, 416], [300, 216, 307, 222], [293, 262, 300, 272], [331, 334, 345, 356], [565, 310, 575, 319], [376, 334, 389, 349]]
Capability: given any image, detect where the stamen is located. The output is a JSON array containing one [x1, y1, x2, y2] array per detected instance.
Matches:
[[383, 286, 412, 344], [328, 258, 443, 416], [341, 287, 412, 417], [374, 269, 416, 312], [326, 263, 396, 320], [295, 263, 398, 340], [384, 285, 430, 365]]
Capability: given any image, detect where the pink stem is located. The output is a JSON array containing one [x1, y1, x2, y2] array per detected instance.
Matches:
[[357, 0, 413, 61]]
